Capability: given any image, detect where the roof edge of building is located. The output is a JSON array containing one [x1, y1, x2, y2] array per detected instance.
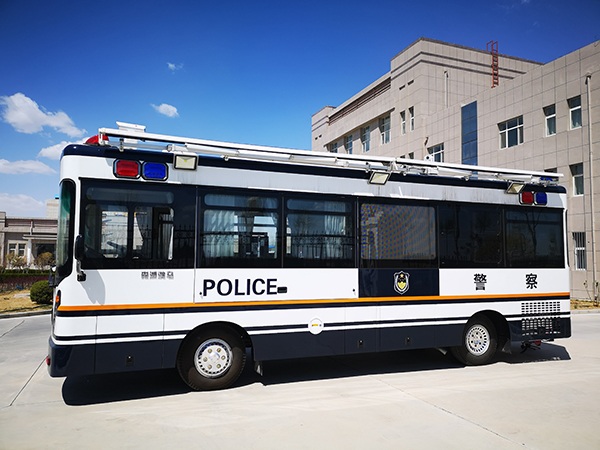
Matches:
[[392, 37, 544, 66]]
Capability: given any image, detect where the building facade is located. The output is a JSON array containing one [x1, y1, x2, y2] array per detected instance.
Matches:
[[312, 37, 600, 300], [0, 199, 58, 268]]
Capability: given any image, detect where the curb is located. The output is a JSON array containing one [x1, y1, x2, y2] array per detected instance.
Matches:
[[571, 308, 600, 314], [0, 309, 51, 319]]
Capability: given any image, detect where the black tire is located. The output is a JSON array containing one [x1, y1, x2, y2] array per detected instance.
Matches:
[[451, 315, 497, 366], [176, 326, 246, 391]]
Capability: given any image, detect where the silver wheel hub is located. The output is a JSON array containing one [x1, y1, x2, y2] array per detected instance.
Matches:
[[466, 324, 490, 355], [194, 338, 232, 378]]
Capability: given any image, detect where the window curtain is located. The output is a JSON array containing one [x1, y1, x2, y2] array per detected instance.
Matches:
[[204, 210, 236, 258]]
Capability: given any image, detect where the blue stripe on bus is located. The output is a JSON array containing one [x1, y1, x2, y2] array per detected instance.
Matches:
[[53, 310, 570, 343]]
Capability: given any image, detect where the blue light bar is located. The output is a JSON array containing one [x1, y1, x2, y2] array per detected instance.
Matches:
[[142, 162, 168, 181], [534, 192, 548, 205]]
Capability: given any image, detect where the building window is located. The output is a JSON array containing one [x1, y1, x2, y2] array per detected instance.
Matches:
[[408, 152, 414, 159], [569, 96, 582, 129], [545, 167, 559, 183], [499, 116, 523, 149], [361, 126, 370, 152], [400, 111, 406, 135], [544, 105, 556, 136], [345, 135, 353, 154], [409, 107, 415, 131], [573, 232, 586, 270], [427, 143, 444, 162], [571, 163, 584, 196], [380, 116, 390, 144], [329, 142, 338, 153], [8, 243, 26, 256], [461, 101, 478, 165]]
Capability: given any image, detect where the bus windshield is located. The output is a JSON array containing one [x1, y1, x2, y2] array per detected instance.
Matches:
[[56, 180, 75, 280]]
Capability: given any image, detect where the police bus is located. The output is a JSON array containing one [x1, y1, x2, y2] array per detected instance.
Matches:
[[47, 122, 571, 390]]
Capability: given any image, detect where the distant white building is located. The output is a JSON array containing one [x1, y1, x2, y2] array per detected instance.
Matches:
[[0, 199, 58, 267]]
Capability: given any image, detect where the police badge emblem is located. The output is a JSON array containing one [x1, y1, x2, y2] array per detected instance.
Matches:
[[393, 271, 410, 295]]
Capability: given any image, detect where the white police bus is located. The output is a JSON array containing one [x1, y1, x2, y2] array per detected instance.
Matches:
[[47, 122, 571, 390]]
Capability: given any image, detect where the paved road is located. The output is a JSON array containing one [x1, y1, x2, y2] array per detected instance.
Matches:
[[0, 313, 599, 449]]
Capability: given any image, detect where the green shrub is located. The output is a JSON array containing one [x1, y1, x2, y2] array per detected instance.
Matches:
[[30, 280, 53, 304]]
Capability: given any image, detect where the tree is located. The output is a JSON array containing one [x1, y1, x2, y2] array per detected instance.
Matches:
[[34, 252, 54, 269], [6, 252, 27, 270]]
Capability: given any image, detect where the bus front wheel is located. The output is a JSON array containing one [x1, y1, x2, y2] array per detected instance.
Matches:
[[451, 315, 497, 366], [177, 326, 246, 391]]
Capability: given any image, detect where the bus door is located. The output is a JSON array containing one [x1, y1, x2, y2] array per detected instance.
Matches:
[[77, 181, 196, 366]]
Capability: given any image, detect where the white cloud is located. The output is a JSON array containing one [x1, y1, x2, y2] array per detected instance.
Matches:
[[0, 159, 56, 175], [0, 93, 86, 138], [152, 103, 179, 118], [0, 193, 45, 217], [37, 139, 85, 160], [167, 62, 183, 72], [37, 141, 71, 160]]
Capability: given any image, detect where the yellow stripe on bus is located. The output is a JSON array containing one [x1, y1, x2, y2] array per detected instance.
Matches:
[[57, 291, 570, 313]]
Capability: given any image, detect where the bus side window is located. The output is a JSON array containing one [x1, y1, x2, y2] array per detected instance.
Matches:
[[133, 207, 174, 260], [439, 204, 502, 268], [360, 202, 436, 268], [81, 182, 194, 269], [84, 204, 128, 259], [505, 209, 564, 268], [202, 193, 279, 268], [284, 197, 354, 268]]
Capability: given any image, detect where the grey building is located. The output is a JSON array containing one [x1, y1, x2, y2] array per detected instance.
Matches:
[[0, 199, 58, 268], [312, 37, 600, 300]]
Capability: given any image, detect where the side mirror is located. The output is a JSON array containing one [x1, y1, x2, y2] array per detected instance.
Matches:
[[74, 235, 85, 261], [74, 235, 86, 282]]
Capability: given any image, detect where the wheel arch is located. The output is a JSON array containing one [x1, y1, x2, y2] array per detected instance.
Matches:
[[474, 309, 511, 353], [178, 321, 253, 353]]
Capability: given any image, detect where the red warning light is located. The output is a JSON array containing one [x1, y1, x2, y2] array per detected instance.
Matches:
[[85, 134, 108, 145], [520, 191, 534, 204], [114, 160, 140, 178]]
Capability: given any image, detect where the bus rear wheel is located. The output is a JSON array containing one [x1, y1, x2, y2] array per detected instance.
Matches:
[[177, 326, 246, 391], [451, 315, 497, 366]]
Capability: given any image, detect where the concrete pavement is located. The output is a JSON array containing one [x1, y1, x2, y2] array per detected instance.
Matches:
[[1, 313, 599, 449]]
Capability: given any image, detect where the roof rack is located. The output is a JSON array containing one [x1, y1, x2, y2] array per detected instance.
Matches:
[[96, 123, 561, 186]]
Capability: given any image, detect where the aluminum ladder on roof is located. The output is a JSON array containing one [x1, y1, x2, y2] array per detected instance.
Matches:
[[96, 122, 561, 186]]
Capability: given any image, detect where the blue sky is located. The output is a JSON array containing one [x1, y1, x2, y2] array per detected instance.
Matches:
[[1, 0, 599, 217]]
